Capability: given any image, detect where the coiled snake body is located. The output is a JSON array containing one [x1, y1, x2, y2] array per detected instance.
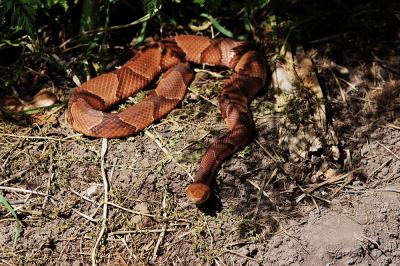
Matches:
[[67, 35, 267, 204]]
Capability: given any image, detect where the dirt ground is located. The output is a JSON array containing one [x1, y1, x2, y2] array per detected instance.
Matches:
[[1, 2, 400, 265]]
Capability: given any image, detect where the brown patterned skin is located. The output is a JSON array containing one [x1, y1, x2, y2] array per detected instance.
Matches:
[[67, 35, 267, 204]]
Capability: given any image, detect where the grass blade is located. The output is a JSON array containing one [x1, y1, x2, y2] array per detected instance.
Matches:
[[0, 195, 22, 248]]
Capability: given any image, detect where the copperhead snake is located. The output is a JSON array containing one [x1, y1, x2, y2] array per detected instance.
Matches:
[[67, 35, 267, 204]]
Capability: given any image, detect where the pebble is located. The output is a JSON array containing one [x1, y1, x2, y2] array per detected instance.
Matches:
[[370, 248, 381, 257], [346, 257, 357, 265], [272, 239, 283, 248], [394, 161, 400, 171], [360, 145, 370, 155], [380, 167, 389, 176], [377, 256, 392, 266]]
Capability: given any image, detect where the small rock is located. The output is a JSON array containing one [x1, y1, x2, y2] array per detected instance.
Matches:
[[85, 183, 101, 198], [272, 239, 283, 248], [394, 161, 400, 171], [324, 168, 338, 180], [380, 167, 389, 176], [360, 145, 370, 156], [131, 202, 150, 228], [346, 257, 357, 265], [370, 248, 382, 258], [377, 256, 392, 266]]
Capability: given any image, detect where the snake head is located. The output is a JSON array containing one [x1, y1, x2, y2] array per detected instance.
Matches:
[[186, 182, 211, 204]]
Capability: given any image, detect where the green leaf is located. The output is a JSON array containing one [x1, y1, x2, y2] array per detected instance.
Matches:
[[0, 0, 41, 34], [142, 0, 161, 16], [200, 13, 248, 40], [0, 195, 22, 248], [47, 0, 69, 11], [136, 20, 148, 46], [193, 0, 205, 7]]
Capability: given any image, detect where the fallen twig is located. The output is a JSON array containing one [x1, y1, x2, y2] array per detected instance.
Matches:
[[368, 158, 392, 178], [223, 248, 261, 263], [377, 142, 400, 160], [108, 202, 156, 218], [72, 208, 99, 223], [253, 168, 278, 219], [0, 186, 49, 197], [386, 123, 400, 130], [109, 228, 177, 236], [0, 133, 82, 141], [91, 138, 109, 266], [145, 130, 194, 181], [70, 188, 99, 205], [0, 169, 29, 186], [374, 188, 400, 193], [151, 191, 167, 262], [296, 168, 362, 203], [42, 171, 54, 209]]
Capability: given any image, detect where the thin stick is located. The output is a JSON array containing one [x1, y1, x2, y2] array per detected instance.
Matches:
[[0, 169, 29, 186], [0, 259, 14, 266], [0, 133, 82, 141], [254, 138, 288, 175], [72, 208, 99, 223], [371, 172, 399, 188], [70, 188, 99, 205], [187, 86, 219, 107], [253, 168, 278, 219], [279, 225, 310, 254], [59, 11, 157, 49], [374, 188, 400, 193], [42, 150, 54, 209], [223, 248, 261, 263], [247, 180, 269, 198], [332, 72, 349, 106], [145, 130, 194, 180], [311, 195, 320, 213], [309, 32, 347, 44], [215, 258, 227, 266], [109, 157, 118, 181], [377, 142, 400, 160], [207, 223, 214, 249], [151, 191, 167, 262], [368, 158, 392, 178], [350, 96, 377, 104], [254, 139, 279, 164], [194, 68, 225, 78], [338, 77, 357, 91], [177, 131, 210, 153], [117, 236, 138, 260], [296, 168, 362, 203], [109, 228, 177, 236], [372, 53, 400, 76], [0, 185, 49, 196], [108, 202, 156, 218], [386, 123, 400, 130], [0, 128, 31, 165], [91, 138, 109, 266], [358, 234, 380, 247]]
